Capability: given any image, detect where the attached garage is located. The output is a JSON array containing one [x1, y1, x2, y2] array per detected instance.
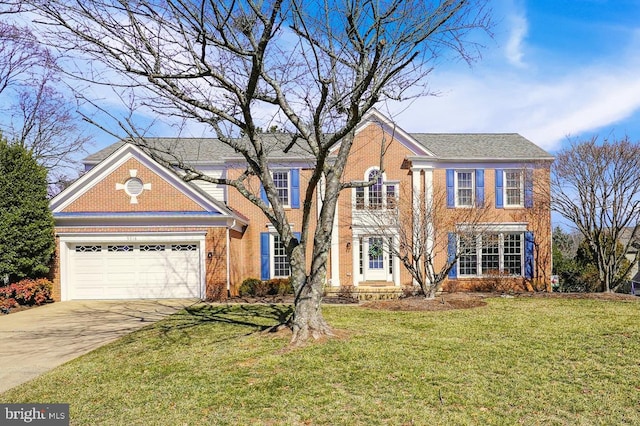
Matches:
[[58, 233, 206, 301], [49, 143, 247, 301]]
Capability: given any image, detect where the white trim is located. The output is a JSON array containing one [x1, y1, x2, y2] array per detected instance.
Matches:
[[226, 227, 231, 294], [53, 214, 239, 228], [352, 167, 398, 211], [269, 233, 289, 279], [457, 231, 525, 278], [407, 158, 541, 169], [411, 168, 421, 286], [454, 169, 475, 208], [352, 235, 360, 286], [271, 169, 292, 208], [424, 169, 434, 287], [503, 169, 525, 208], [456, 222, 528, 233], [330, 197, 341, 287]]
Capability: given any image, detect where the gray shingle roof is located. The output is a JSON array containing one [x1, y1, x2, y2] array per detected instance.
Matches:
[[411, 133, 554, 161], [85, 133, 553, 164], [84, 135, 316, 165]]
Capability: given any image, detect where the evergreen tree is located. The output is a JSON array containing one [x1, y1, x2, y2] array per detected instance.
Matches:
[[0, 135, 55, 282]]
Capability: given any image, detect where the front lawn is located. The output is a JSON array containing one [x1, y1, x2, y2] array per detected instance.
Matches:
[[2, 298, 640, 425]]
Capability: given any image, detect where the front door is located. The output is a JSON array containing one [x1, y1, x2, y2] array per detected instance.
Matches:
[[365, 236, 387, 281]]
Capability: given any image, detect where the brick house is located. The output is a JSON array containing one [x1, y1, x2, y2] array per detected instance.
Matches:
[[49, 110, 553, 300]]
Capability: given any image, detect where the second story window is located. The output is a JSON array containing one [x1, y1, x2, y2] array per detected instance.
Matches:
[[272, 170, 290, 206], [496, 168, 532, 209], [504, 170, 523, 207], [260, 169, 299, 209], [353, 168, 397, 210], [456, 171, 474, 207], [368, 170, 383, 209]]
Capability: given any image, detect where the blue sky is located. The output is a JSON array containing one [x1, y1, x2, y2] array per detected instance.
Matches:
[[6, 0, 639, 156], [389, 0, 640, 153]]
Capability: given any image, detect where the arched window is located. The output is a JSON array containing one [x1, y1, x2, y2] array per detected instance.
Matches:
[[354, 168, 397, 210], [368, 170, 383, 209]]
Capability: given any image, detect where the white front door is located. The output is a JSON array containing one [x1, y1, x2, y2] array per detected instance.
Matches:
[[364, 236, 387, 281]]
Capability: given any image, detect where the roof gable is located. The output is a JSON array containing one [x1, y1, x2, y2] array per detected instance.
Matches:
[[329, 109, 435, 157], [51, 143, 235, 217]]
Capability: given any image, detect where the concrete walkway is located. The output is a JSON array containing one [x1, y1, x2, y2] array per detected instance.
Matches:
[[0, 299, 198, 395]]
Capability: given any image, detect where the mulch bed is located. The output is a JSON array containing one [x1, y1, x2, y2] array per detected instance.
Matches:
[[361, 291, 639, 312], [210, 291, 639, 312]]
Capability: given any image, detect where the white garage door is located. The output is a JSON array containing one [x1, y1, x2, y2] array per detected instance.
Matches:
[[68, 243, 201, 299]]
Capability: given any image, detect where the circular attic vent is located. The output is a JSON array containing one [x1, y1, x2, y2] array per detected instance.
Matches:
[[124, 177, 144, 196]]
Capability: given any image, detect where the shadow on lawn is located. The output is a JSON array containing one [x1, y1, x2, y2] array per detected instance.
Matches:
[[154, 303, 294, 343]]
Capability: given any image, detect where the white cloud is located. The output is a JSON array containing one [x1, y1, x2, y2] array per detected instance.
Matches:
[[389, 55, 640, 152], [504, 11, 528, 67]]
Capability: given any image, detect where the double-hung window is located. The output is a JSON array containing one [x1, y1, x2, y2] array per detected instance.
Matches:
[[272, 170, 290, 206], [272, 234, 290, 278], [447, 169, 484, 208], [504, 170, 523, 207], [260, 230, 300, 279], [496, 168, 532, 208], [456, 171, 474, 207], [260, 169, 300, 209]]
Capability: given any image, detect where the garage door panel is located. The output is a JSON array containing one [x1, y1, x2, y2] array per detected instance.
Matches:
[[68, 242, 201, 299]]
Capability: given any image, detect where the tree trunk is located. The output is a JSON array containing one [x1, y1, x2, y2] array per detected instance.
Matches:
[[290, 272, 333, 344], [426, 279, 443, 300]]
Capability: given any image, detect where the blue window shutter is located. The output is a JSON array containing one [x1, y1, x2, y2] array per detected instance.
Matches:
[[524, 169, 533, 208], [495, 169, 503, 208], [291, 169, 300, 209], [294, 232, 301, 243], [446, 169, 455, 208], [475, 169, 484, 207], [525, 232, 534, 279], [260, 232, 270, 280], [260, 184, 268, 204], [448, 232, 457, 278]]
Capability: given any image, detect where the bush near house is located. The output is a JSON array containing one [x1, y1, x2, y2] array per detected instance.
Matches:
[[0, 278, 53, 314], [238, 277, 294, 297]]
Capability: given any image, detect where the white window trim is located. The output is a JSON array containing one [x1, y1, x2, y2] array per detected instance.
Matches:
[[454, 169, 475, 208], [352, 168, 398, 210], [270, 234, 290, 278], [457, 232, 524, 278], [504, 169, 524, 208], [271, 169, 291, 208], [266, 224, 295, 279]]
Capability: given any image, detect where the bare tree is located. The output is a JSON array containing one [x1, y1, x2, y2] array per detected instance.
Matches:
[[362, 184, 493, 298], [8, 74, 91, 190], [0, 23, 48, 95], [24, 0, 491, 343], [552, 136, 640, 292], [512, 163, 552, 291], [0, 22, 90, 191]]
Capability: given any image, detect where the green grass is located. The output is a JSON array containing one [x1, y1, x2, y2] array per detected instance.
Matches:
[[3, 298, 640, 425]]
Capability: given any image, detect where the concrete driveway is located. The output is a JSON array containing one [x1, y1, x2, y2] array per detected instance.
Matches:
[[0, 299, 199, 394]]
